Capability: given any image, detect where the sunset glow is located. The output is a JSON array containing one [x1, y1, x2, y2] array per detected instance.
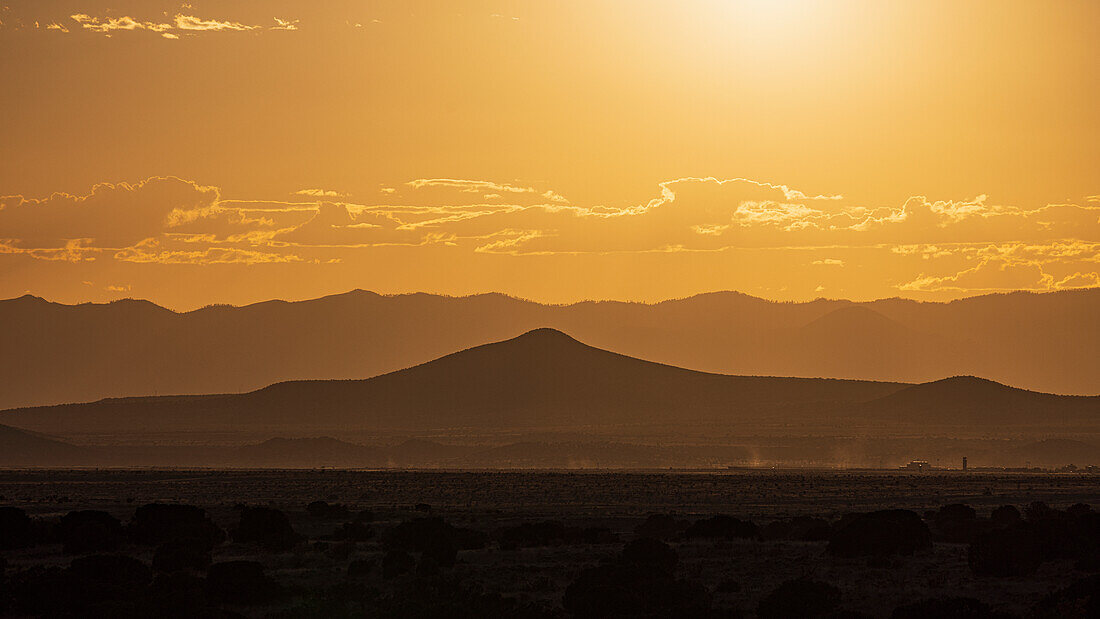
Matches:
[[0, 0, 1096, 309]]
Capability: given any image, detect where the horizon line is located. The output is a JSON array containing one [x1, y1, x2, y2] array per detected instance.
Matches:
[[4, 286, 1096, 315]]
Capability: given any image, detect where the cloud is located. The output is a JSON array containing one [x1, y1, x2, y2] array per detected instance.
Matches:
[[271, 18, 299, 31], [1055, 272, 1100, 289], [70, 14, 170, 33], [0, 176, 220, 249], [407, 178, 569, 204], [2, 175, 1096, 297], [65, 12, 292, 37], [294, 188, 346, 198], [0, 239, 98, 263], [114, 238, 304, 265], [173, 14, 256, 32], [899, 259, 1054, 292]]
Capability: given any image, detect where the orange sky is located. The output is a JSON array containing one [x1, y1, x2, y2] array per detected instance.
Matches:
[[0, 0, 1097, 309]]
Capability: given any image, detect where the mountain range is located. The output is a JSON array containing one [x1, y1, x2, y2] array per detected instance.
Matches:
[[0, 288, 1097, 410], [2, 328, 1096, 445]]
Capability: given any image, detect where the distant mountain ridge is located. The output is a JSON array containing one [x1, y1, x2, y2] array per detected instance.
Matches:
[[847, 376, 1100, 426], [2, 329, 1096, 444], [0, 288, 1097, 410]]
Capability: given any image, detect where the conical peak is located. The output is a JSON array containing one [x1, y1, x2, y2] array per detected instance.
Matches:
[[510, 328, 581, 344]]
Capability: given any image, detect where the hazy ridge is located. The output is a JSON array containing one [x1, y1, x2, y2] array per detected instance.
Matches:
[[2, 329, 1096, 455], [1, 288, 1097, 410]]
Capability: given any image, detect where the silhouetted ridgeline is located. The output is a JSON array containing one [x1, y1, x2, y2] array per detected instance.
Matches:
[[2, 329, 1097, 446], [0, 329, 906, 437], [1, 288, 1097, 409]]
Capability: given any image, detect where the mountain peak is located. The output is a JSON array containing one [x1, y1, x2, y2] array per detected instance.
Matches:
[[515, 327, 576, 340], [923, 375, 1005, 389], [5, 294, 47, 305]]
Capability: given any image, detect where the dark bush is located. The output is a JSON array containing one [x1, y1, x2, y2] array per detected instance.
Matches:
[[890, 596, 1003, 619], [145, 572, 210, 617], [327, 541, 356, 561], [232, 507, 300, 551], [9, 556, 156, 618], [1075, 512, 1100, 565], [685, 514, 757, 540], [499, 520, 570, 548], [1030, 514, 1079, 562], [306, 501, 350, 520], [968, 526, 1043, 577], [937, 504, 977, 522], [381, 550, 415, 579], [563, 562, 710, 618], [635, 514, 688, 540], [206, 560, 281, 605], [128, 503, 225, 550], [715, 578, 741, 593], [0, 507, 34, 550], [1032, 574, 1100, 619], [827, 510, 931, 557], [385, 517, 487, 567], [757, 578, 841, 619], [416, 556, 442, 578], [1068, 503, 1093, 517], [933, 504, 980, 544], [621, 538, 678, 573], [66, 554, 153, 615], [347, 558, 373, 578], [990, 505, 1021, 528], [761, 516, 832, 541], [790, 516, 833, 541], [330, 520, 374, 542], [7, 566, 71, 616], [153, 541, 212, 573], [562, 537, 716, 618], [368, 577, 558, 618], [581, 527, 618, 545], [760, 520, 792, 541], [1025, 501, 1057, 522], [498, 520, 618, 549], [59, 510, 124, 554]]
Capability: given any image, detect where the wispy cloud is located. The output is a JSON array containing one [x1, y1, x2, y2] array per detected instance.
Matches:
[[2, 175, 1096, 295], [62, 12, 294, 37], [294, 188, 347, 198], [407, 178, 570, 204]]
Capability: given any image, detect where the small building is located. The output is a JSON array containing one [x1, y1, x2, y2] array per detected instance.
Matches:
[[903, 460, 930, 471]]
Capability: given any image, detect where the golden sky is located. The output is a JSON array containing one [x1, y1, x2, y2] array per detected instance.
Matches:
[[0, 0, 1097, 309]]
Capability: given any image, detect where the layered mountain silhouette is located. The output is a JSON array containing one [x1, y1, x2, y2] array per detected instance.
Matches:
[[0, 423, 91, 466], [0, 329, 904, 437], [2, 329, 1096, 444], [846, 376, 1100, 426], [1, 288, 1097, 410]]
